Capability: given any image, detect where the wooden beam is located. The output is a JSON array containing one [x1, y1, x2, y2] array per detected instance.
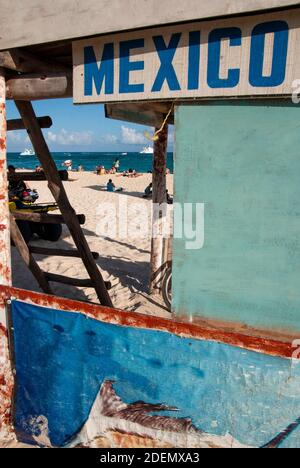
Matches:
[[150, 124, 169, 296], [29, 245, 99, 260], [7, 116, 52, 131], [10, 214, 53, 295], [8, 170, 68, 182], [15, 100, 113, 307], [6, 73, 72, 101], [45, 272, 111, 290], [12, 211, 85, 225], [0, 49, 70, 74]]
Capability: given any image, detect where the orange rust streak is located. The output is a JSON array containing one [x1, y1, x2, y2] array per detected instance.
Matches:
[[0, 285, 295, 360]]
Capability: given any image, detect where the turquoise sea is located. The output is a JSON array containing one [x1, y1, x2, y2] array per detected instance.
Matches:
[[7, 152, 174, 174]]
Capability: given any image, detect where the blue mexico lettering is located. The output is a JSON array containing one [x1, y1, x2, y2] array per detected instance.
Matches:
[[188, 31, 201, 90], [249, 21, 289, 87], [83, 20, 290, 96], [152, 33, 182, 92], [84, 44, 114, 95], [207, 28, 242, 89], [119, 39, 145, 93]]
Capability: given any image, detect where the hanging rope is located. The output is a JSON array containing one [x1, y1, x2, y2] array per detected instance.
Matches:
[[144, 103, 174, 142]]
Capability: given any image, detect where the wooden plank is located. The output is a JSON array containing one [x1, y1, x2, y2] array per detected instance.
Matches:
[[15, 100, 113, 307], [0, 0, 298, 50], [10, 214, 53, 295], [29, 245, 99, 260], [45, 272, 111, 290], [8, 170, 68, 182], [12, 211, 85, 225], [0, 50, 69, 74], [7, 116, 52, 131], [150, 124, 169, 295], [73, 9, 300, 104], [6, 73, 72, 101]]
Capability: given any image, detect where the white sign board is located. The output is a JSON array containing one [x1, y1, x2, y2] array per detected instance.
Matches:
[[73, 8, 300, 103]]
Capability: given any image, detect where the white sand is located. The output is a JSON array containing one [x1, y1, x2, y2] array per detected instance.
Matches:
[[11, 172, 173, 318]]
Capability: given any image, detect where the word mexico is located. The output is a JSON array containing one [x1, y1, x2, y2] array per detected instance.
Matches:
[[73, 9, 300, 103]]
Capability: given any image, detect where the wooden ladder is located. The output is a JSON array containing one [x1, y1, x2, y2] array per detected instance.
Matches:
[[10, 100, 113, 307]]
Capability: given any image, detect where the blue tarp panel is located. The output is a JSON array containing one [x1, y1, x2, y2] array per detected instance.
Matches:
[[11, 300, 300, 447]]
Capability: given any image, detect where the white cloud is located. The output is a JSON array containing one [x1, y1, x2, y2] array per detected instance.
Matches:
[[7, 131, 27, 143], [100, 133, 119, 145], [47, 129, 93, 146], [121, 126, 147, 145]]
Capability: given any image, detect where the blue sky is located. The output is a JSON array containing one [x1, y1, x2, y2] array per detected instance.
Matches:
[[6, 99, 174, 153]]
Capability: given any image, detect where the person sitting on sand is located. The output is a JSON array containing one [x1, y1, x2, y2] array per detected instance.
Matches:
[[8, 165, 29, 199], [107, 179, 123, 192], [96, 165, 106, 176], [35, 166, 43, 174], [143, 182, 153, 199]]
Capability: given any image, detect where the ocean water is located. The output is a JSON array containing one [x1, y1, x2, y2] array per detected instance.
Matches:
[[7, 152, 174, 174]]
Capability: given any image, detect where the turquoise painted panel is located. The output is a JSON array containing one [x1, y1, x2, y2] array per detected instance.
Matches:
[[173, 101, 300, 332]]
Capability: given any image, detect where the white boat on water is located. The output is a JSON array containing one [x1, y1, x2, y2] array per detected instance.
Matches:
[[20, 148, 35, 156], [140, 145, 154, 154]]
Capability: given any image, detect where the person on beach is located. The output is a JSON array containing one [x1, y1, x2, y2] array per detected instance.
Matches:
[[143, 182, 153, 199], [107, 179, 123, 192], [113, 158, 120, 172], [8, 165, 29, 199], [35, 166, 43, 174], [96, 165, 106, 176]]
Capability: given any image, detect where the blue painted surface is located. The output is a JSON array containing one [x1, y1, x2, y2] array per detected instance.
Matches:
[[173, 101, 300, 333], [12, 300, 300, 448]]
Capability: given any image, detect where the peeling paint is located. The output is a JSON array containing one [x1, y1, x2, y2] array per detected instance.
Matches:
[[0, 69, 13, 440], [0, 325, 14, 438], [0, 285, 297, 360]]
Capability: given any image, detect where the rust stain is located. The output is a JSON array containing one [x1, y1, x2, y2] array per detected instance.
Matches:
[[0, 138, 6, 151], [0, 224, 7, 231], [0, 324, 14, 434], [0, 285, 296, 360]]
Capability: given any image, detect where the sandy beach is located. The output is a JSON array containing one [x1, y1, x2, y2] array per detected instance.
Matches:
[[11, 172, 173, 318]]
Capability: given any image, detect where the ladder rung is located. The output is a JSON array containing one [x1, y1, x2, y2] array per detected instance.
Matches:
[[45, 272, 112, 290], [29, 245, 99, 259], [8, 170, 68, 182], [13, 212, 85, 225], [7, 116, 52, 132]]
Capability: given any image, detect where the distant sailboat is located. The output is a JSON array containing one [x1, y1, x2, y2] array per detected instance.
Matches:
[[140, 146, 154, 155], [20, 148, 35, 156]]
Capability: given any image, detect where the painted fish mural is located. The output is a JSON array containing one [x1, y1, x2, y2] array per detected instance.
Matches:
[[10, 300, 300, 448]]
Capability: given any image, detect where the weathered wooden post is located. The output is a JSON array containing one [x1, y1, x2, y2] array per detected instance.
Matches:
[[150, 124, 169, 295], [0, 67, 13, 440]]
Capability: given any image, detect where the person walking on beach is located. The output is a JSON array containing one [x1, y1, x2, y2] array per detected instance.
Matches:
[[113, 158, 120, 172]]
